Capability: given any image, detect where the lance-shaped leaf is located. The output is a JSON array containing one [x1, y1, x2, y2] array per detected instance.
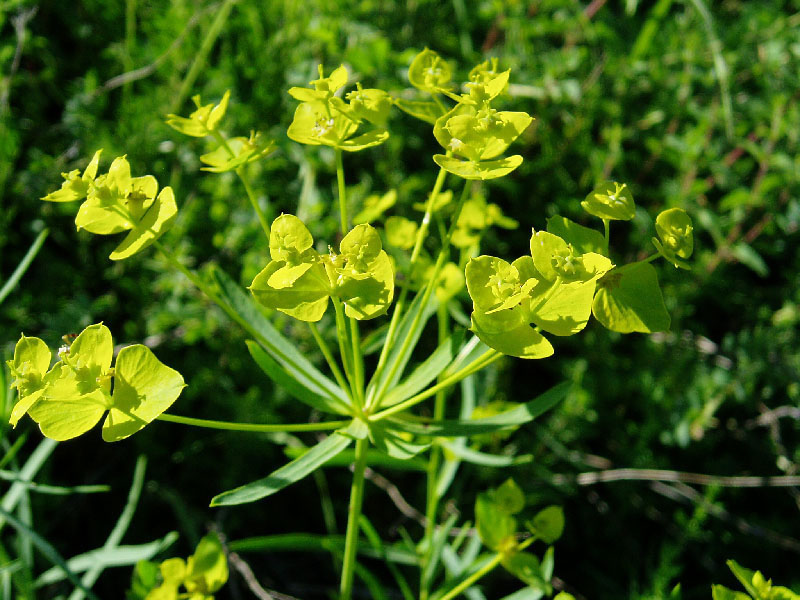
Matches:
[[210, 425, 356, 506], [365, 287, 437, 404], [246, 340, 351, 416], [102, 344, 186, 442], [381, 331, 465, 408], [433, 154, 523, 181], [581, 181, 635, 221], [7, 335, 51, 427], [369, 423, 430, 459], [653, 207, 694, 269], [109, 186, 178, 261], [212, 265, 346, 404], [388, 381, 569, 437], [592, 262, 670, 333], [41, 150, 102, 203], [408, 48, 452, 93]]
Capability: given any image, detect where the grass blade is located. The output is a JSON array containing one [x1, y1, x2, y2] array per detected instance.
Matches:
[[35, 532, 178, 587], [0, 438, 57, 532], [68, 455, 147, 600], [0, 506, 101, 600], [0, 228, 49, 306]]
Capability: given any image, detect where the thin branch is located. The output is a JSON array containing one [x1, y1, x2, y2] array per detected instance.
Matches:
[[89, 2, 220, 98], [650, 481, 800, 554], [552, 468, 800, 488], [0, 7, 37, 112], [362, 466, 427, 526], [747, 406, 800, 429]]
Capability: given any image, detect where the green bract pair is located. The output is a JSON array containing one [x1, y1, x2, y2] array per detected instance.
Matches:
[[433, 69, 533, 180], [287, 65, 390, 152], [42, 152, 178, 260], [7, 324, 185, 442], [166, 91, 275, 173], [466, 230, 613, 359], [466, 182, 695, 356], [249, 214, 394, 321]]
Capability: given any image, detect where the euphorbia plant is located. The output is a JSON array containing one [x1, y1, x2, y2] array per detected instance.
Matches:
[[15, 48, 694, 599]]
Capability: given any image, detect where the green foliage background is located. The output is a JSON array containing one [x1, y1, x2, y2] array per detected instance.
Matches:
[[2, 0, 800, 597]]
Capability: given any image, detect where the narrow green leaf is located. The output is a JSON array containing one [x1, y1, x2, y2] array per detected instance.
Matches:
[[283, 447, 427, 471], [388, 382, 569, 437], [382, 331, 465, 408], [438, 441, 530, 467], [0, 228, 49, 306], [228, 534, 419, 565], [246, 341, 351, 415], [35, 533, 178, 587], [0, 438, 57, 531], [68, 456, 148, 600], [366, 288, 437, 403], [212, 266, 346, 404], [210, 428, 354, 506], [0, 506, 101, 600]]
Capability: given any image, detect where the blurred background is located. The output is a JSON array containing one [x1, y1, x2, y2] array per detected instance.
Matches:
[[1, 0, 799, 598]]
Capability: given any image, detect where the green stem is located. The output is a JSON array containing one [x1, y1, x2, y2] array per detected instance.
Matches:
[[339, 438, 369, 600], [170, 0, 235, 113], [603, 218, 610, 254], [211, 131, 271, 240], [438, 554, 503, 600], [335, 148, 348, 235], [373, 159, 449, 377], [420, 303, 450, 600], [349, 317, 365, 405], [370, 348, 500, 422], [438, 537, 536, 600], [157, 413, 349, 433], [332, 298, 359, 407], [237, 166, 271, 240], [308, 323, 351, 399], [369, 180, 473, 409]]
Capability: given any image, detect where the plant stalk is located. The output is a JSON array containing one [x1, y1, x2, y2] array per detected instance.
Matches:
[[339, 437, 369, 600], [156, 413, 349, 433]]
